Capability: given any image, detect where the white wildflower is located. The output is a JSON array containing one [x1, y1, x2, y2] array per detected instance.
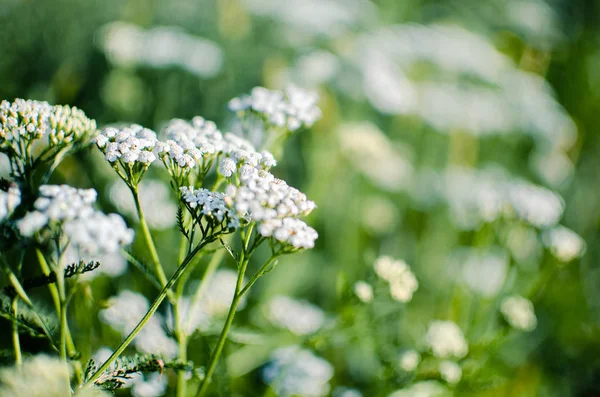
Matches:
[[353, 281, 374, 303], [542, 225, 586, 262], [439, 361, 462, 385], [425, 321, 468, 359], [457, 247, 508, 298], [132, 373, 167, 397], [373, 256, 418, 302], [262, 346, 334, 397], [0, 99, 96, 166], [500, 295, 537, 331], [99, 291, 149, 334], [266, 296, 326, 335], [63, 212, 134, 257], [399, 349, 421, 372], [180, 186, 239, 228], [229, 85, 322, 131], [196, 269, 248, 318], [94, 124, 158, 165], [218, 157, 237, 177], [135, 316, 178, 359]]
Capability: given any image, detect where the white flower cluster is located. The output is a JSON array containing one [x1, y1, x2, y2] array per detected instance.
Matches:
[[17, 185, 134, 257], [225, 168, 318, 249], [373, 256, 418, 302], [99, 291, 178, 358], [262, 346, 334, 397], [413, 167, 565, 230], [94, 124, 158, 165], [63, 212, 134, 257], [17, 185, 97, 236], [110, 179, 177, 230], [63, 247, 127, 279], [0, 185, 21, 222], [217, 133, 277, 178], [266, 296, 326, 335], [353, 281, 374, 303], [424, 320, 468, 359], [229, 85, 322, 131], [500, 295, 537, 331], [0, 99, 96, 158], [180, 186, 239, 229], [542, 225, 586, 262], [158, 117, 275, 181], [439, 360, 462, 385], [333, 387, 363, 397]]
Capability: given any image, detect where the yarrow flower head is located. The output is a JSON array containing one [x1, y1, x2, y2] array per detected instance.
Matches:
[[224, 168, 318, 250], [0, 99, 96, 177], [398, 349, 421, 372], [93, 124, 158, 187], [500, 295, 537, 331], [17, 184, 134, 259], [425, 320, 468, 359], [373, 256, 419, 302], [229, 85, 322, 132], [180, 186, 240, 230]]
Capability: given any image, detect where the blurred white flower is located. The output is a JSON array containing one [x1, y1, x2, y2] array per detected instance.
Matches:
[[63, 247, 128, 280], [500, 295, 537, 331], [135, 316, 178, 359], [353, 281, 374, 303], [0, 184, 20, 221], [542, 225, 586, 262], [374, 256, 418, 302], [229, 85, 322, 132], [456, 247, 508, 298], [438, 360, 462, 385], [132, 373, 167, 397], [197, 269, 248, 318], [292, 51, 340, 87], [339, 122, 413, 192], [99, 290, 149, 335], [101, 22, 223, 78], [425, 321, 468, 359], [398, 349, 420, 372], [266, 295, 326, 335], [263, 346, 334, 397], [361, 195, 399, 234], [353, 24, 576, 154], [110, 179, 177, 230], [241, 0, 376, 40]]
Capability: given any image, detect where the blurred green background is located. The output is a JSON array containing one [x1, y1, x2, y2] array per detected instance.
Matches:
[[1, 0, 600, 396]]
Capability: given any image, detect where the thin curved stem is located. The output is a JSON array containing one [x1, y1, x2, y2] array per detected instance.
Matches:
[[12, 297, 21, 365], [131, 187, 168, 289], [83, 236, 217, 387], [195, 253, 277, 397]]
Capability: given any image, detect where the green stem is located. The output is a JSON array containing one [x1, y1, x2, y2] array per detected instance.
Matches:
[[195, 253, 277, 397], [56, 269, 68, 359], [36, 250, 77, 356], [196, 254, 250, 397], [12, 297, 21, 365], [132, 187, 168, 289], [83, 236, 217, 387], [4, 265, 57, 351], [183, 242, 227, 333]]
